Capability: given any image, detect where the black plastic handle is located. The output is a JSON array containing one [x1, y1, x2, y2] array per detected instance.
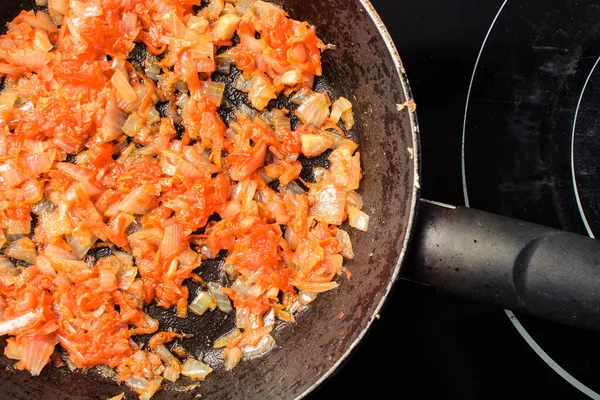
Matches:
[[406, 200, 600, 332]]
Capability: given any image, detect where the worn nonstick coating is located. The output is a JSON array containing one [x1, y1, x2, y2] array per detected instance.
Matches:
[[0, 1, 419, 399]]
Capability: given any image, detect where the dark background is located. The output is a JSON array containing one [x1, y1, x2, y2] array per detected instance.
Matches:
[[308, 1, 591, 399]]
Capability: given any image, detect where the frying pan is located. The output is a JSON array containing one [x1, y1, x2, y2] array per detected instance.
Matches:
[[1, 0, 600, 399]]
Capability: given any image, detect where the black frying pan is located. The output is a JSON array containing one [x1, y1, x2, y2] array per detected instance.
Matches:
[[2, 0, 600, 399]]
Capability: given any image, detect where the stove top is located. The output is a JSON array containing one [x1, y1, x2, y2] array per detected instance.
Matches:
[[309, 1, 600, 399]]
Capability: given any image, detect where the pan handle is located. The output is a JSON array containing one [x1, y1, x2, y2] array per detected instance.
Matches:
[[406, 200, 600, 332]]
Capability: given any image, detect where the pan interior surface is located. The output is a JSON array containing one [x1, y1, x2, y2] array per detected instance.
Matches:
[[0, 1, 418, 399]]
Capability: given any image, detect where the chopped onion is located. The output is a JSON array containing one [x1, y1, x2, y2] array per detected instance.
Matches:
[[213, 328, 242, 349], [24, 150, 57, 175], [126, 376, 149, 393], [9, 49, 53, 68], [263, 308, 275, 327], [49, 0, 68, 15], [329, 97, 352, 124], [159, 223, 184, 261], [66, 228, 96, 260], [241, 334, 275, 359], [231, 278, 262, 298], [347, 205, 369, 232], [154, 344, 178, 365], [70, 1, 103, 18], [187, 15, 208, 33], [0, 257, 19, 286], [298, 291, 318, 305], [21, 334, 56, 376], [163, 361, 181, 382], [111, 70, 138, 104], [140, 377, 163, 400], [44, 243, 76, 261], [5, 237, 37, 264], [107, 394, 125, 400], [222, 347, 242, 370], [0, 88, 18, 110], [341, 109, 354, 130], [36, 0, 48, 5], [1, 165, 26, 188], [122, 112, 145, 137], [0, 310, 41, 336], [189, 291, 215, 316], [181, 358, 213, 380], [235, 307, 250, 329], [213, 14, 241, 41], [234, 74, 252, 93], [99, 96, 126, 142], [309, 184, 346, 225], [99, 268, 117, 292], [113, 183, 157, 215], [336, 228, 354, 259], [280, 70, 302, 86], [116, 265, 137, 290], [248, 72, 276, 111], [293, 281, 339, 293], [208, 282, 233, 313], [33, 30, 53, 52], [202, 81, 225, 107], [301, 134, 333, 158], [290, 87, 311, 105], [162, 12, 188, 37], [295, 91, 331, 128], [188, 42, 214, 60]]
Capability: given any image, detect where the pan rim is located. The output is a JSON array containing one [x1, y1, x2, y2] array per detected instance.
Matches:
[[297, 0, 421, 398]]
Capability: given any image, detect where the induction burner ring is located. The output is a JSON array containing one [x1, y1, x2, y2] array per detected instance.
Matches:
[[460, 1, 600, 398], [571, 55, 600, 239]]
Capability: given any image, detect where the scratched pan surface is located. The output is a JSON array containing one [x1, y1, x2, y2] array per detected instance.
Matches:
[[0, 1, 418, 399]]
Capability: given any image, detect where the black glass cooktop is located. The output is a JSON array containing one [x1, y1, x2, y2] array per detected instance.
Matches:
[[311, 1, 600, 399]]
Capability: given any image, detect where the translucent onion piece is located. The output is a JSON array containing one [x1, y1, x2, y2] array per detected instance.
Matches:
[[0, 310, 41, 336], [189, 291, 215, 316], [0, 257, 19, 286], [154, 344, 178, 365], [329, 96, 352, 124], [48, 0, 68, 15], [301, 134, 334, 158], [159, 223, 184, 261], [235, 0, 256, 15], [66, 228, 96, 260], [163, 361, 181, 382], [213, 328, 242, 349], [21, 334, 56, 376], [202, 81, 225, 107], [122, 112, 145, 137], [248, 72, 276, 111], [295, 91, 331, 128], [213, 14, 241, 41], [347, 205, 369, 232], [241, 334, 275, 359], [208, 282, 233, 313], [140, 377, 163, 400], [335, 228, 354, 259], [223, 347, 242, 370], [33, 30, 53, 52], [126, 375, 149, 393], [111, 70, 138, 104], [181, 358, 213, 380], [293, 281, 339, 293], [5, 237, 37, 264], [310, 184, 346, 225], [70, 1, 103, 18], [107, 394, 125, 400], [116, 265, 138, 290]]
